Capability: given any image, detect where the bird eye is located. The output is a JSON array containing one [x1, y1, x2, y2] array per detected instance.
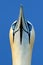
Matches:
[[27, 22, 32, 32], [12, 22, 17, 30]]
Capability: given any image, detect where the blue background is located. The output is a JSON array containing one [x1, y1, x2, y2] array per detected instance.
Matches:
[[0, 0, 43, 65]]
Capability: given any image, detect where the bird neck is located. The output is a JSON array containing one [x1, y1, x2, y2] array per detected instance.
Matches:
[[11, 43, 32, 65]]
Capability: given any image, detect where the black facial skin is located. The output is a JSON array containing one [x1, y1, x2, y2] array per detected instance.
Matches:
[[13, 30, 15, 42], [28, 32, 30, 44]]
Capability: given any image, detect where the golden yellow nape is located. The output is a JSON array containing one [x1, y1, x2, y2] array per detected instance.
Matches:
[[9, 5, 35, 65]]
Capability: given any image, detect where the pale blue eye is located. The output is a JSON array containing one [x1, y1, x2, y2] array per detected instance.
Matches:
[[27, 22, 32, 32], [12, 22, 17, 30]]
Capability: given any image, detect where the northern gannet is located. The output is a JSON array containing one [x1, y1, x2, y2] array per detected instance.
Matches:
[[9, 5, 35, 65]]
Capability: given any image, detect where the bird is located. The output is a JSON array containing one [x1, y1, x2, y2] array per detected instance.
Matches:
[[9, 5, 35, 65]]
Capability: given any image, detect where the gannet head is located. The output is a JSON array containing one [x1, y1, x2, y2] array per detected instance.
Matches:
[[9, 5, 35, 65]]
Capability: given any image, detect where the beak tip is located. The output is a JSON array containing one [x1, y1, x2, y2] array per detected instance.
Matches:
[[20, 4, 23, 9], [19, 5, 23, 17]]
